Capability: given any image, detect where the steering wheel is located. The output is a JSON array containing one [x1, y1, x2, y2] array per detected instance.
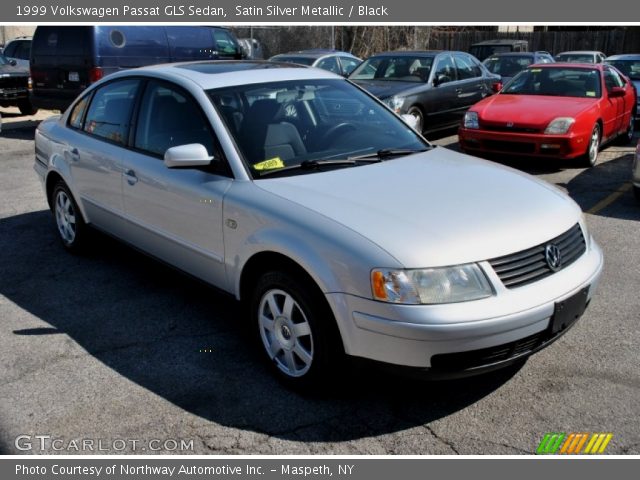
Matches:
[[320, 123, 357, 145]]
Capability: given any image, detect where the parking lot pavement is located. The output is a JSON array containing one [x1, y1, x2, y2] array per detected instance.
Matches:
[[0, 119, 639, 455]]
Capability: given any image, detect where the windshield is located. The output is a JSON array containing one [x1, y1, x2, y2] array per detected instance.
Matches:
[[502, 67, 602, 98], [208, 79, 428, 178], [349, 56, 433, 82], [483, 55, 533, 76], [270, 56, 316, 66], [556, 54, 595, 63], [606, 59, 640, 80]]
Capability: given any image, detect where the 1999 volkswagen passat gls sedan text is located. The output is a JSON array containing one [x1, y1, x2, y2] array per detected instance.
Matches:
[[34, 61, 603, 387]]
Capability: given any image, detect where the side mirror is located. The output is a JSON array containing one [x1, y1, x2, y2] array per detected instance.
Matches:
[[400, 114, 419, 131], [9, 59, 17, 66], [164, 144, 213, 168], [491, 81, 503, 93], [609, 86, 625, 98]]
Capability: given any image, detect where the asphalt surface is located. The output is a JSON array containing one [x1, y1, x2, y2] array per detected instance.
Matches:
[[1, 109, 639, 455]]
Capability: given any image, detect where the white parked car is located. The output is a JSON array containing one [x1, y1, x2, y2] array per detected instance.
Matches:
[[34, 61, 603, 387]]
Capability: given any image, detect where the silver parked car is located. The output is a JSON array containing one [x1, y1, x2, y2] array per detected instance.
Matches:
[[34, 61, 603, 387]]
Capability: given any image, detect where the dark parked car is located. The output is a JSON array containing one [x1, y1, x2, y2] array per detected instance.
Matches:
[[0, 54, 37, 115], [269, 49, 361, 77], [483, 51, 555, 85], [469, 39, 529, 61], [30, 26, 243, 112], [605, 54, 640, 118], [349, 50, 500, 135], [2, 36, 31, 68]]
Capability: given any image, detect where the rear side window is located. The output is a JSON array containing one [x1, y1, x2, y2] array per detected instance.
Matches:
[[134, 81, 215, 157], [454, 54, 482, 79], [316, 56, 340, 74], [339, 57, 360, 76], [434, 55, 456, 83], [83, 79, 140, 145]]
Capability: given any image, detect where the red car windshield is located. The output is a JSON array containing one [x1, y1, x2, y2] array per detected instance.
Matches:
[[502, 67, 602, 98]]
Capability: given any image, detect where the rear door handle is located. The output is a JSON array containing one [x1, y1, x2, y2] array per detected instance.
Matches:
[[124, 169, 138, 185], [456, 88, 463, 95]]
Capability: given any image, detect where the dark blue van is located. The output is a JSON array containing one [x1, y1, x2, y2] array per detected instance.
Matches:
[[30, 26, 242, 111]]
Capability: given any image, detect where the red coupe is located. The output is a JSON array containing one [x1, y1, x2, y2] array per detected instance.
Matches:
[[458, 63, 636, 166]]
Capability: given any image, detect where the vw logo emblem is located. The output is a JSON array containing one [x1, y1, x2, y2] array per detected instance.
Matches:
[[545, 244, 562, 271]]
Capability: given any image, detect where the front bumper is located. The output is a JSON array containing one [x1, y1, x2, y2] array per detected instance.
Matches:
[[458, 127, 589, 159], [326, 237, 603, 374]]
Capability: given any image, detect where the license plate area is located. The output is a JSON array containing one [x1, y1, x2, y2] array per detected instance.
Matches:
[[68, 72, 79, 82], [550, 287, 589, 334]]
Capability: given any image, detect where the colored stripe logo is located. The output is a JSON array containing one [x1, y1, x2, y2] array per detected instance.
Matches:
[[537, 433, 613, 454]]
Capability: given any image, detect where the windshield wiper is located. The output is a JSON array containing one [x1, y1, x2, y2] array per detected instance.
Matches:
[[348, 147, 431, 160], [256, 159, 361, 177]]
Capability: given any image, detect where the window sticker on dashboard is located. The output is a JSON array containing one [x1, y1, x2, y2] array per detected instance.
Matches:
[[530, 68, 542, 73], [253, 157, 285, 170], [586, 91, 596, 97]]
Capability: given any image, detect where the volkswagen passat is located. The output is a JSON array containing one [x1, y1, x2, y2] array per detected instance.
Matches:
[[34, 61, 603, 387]]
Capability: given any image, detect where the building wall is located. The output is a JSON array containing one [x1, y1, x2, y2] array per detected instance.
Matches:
[[1, 26, 36, 46]]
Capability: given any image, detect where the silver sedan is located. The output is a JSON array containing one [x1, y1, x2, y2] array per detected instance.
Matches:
[[34, 61, 603, 388]]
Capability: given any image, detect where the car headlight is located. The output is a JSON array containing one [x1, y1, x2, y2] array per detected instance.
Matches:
[[545, 117, 575, 135], [463, 111, 480, 129], [383, 96, 405, 112], [371, 264, 493, 305]]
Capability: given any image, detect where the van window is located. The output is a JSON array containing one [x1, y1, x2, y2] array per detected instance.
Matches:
[[32, 26, 88, 56], [84, 79, 140, 145], [167, 27, 214, 59], [134, 81, 215, 157], [212, 29, 238, 56]]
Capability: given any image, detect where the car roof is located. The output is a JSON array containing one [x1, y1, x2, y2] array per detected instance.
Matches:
[[530, 62, 603, 70], [556, 51, 603, 55], [605, 54, 640, 61], [472, 39, 528, 45], [106, 60, 341, 90], [272, 49, 355, 59], [484, 52, 539, 58], [367, 50, 451, 57]]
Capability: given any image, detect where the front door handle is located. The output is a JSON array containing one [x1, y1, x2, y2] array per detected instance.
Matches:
[[456, 88, 463, 95], [68, 148, 80, 161], [124, 169, 138, 185]]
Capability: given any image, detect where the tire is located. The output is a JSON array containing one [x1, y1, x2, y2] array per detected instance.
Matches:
[[18, 100, 38, 116], [51, 181, 87, 252], [407, 106, 424, 134], [251, 269, 343, 389], [619, 113, 635, 145], [634, 185, 640, 203], [580, 124, 601, 168]]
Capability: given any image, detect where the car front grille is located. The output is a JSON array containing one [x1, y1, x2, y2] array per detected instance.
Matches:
[[0, 76, 28, 90], [488, 223, 586, 289], [481, 124, 541, 133]]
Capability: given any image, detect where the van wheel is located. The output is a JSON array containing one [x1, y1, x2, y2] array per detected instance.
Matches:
[[634, 185, 640, 203], [51, 181, 87, 252], [251, 269, 343, 389], [18, 100, 38, 116]]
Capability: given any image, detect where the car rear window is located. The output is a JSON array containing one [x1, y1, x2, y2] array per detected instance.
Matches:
[[33, 27, 89, 56]]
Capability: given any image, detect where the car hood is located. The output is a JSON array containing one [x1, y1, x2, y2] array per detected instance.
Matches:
[[353, 79, 425, 99], [472, 94, 597, 129], [0, 64, 29, 76], [255, 148, 581, 267]]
